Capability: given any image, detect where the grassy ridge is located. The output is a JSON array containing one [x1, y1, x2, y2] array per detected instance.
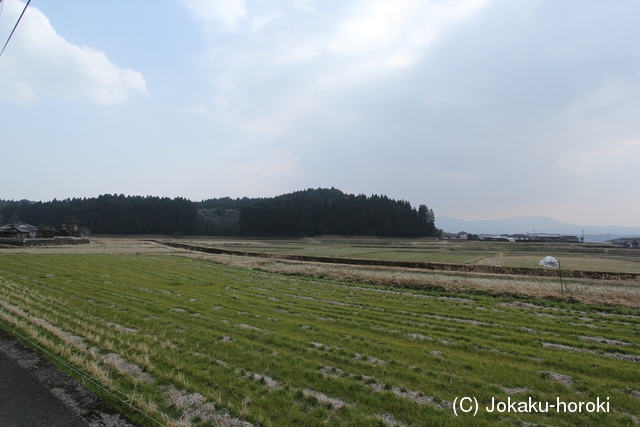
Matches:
[[0, 252, 639, 426]]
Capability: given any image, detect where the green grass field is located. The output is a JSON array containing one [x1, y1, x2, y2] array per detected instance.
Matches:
[[1, 245, 639, 426]]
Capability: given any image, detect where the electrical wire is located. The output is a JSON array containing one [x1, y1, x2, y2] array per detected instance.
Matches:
[[0, 0, 32, 57]]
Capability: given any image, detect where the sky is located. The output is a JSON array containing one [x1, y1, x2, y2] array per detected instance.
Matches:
[[1, 0, 639, 227]]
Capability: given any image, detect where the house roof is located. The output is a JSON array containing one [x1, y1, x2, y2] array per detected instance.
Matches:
[[607, 237, 640, 244], [0, 223, 38, 233]]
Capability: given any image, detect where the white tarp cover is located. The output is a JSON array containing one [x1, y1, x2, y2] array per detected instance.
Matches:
[[539, 256, 559, 268]]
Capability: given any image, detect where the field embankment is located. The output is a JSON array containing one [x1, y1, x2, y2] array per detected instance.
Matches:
[[156, 240, 640, 282]]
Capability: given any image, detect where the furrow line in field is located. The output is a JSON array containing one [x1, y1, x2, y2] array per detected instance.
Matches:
[[318, 365, 451, 411], [0, 282, 129, 347], [1, 281, 165, 375], [542, 342, 640, 362]]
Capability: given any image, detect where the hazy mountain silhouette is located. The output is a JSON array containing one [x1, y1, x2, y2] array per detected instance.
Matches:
[[437, 216, 640, 242]]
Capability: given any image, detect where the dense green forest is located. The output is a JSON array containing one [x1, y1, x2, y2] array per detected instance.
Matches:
[[0, 188, 437, 237]]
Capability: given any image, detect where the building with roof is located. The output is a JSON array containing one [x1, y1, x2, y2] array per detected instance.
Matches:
[[478, 234, 509, 241], [607, 237, 640, 248], [441, 231, 581, 243], [0, 222, 90, 246], [441, 231, 468, 240], [0, 223, 38, 240], [513, 233, 580, 243]]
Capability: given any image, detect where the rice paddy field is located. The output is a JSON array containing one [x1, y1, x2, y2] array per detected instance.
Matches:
[[186, 237, 640, 273], [0, 240, 639, 426]]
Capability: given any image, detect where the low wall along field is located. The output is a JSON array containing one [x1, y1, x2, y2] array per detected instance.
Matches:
[[0, 237, 90, 246], [0, 245, 639, 426], [158, 240, 640, 282]]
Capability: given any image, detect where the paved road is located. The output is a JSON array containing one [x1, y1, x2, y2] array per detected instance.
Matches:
[[0, 347, 89, 427], [0, 327, 140, 427]]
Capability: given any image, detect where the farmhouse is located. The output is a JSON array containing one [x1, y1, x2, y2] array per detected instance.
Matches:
[[478, 234, 509, 241], [0, 222, 89, 246], [441, 231, 468, 240], [0, 222, 38, 240], [607, 237, 640, 248]]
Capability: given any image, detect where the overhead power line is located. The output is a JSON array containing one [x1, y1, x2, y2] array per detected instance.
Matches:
[[0, 0, 32, 57]]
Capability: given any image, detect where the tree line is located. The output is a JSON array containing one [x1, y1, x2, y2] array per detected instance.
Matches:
[[0, 195, 200, 235], [0, 188, 437, 237]]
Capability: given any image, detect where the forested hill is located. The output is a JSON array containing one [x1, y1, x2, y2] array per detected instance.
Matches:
[[236, 188, 436, 237], [0, 189, 437, 237]]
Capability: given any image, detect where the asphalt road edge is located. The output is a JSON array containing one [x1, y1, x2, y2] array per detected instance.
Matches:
[[0, 326, 142, 427]]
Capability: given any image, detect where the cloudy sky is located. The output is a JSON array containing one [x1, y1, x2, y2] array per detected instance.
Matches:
[[1, 0, 639, 227]]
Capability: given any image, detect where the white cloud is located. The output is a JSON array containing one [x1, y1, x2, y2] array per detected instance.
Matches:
[[180, 0, 492, 136], [330, 0, 417, 53], [329, 0, 489, 66], [177, 0, 247, 32], [0, 0, 146, 105], [95, 0, 640, 226]]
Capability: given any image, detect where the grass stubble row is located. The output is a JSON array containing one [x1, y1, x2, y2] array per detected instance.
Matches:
[[0, 252, 639, 426]]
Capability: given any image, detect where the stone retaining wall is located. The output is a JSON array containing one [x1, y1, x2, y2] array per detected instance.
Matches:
[[0, 237, 91, 246]]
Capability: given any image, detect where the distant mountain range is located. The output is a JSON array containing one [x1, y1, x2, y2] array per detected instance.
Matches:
[[436, 216, 640, 242]]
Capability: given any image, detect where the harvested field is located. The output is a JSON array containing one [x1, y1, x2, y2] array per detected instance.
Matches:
[[170, 237, 640, 274], [0, 241, 639, 426]]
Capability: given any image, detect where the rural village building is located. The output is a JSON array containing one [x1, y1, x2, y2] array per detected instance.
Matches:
[[477, 234, 510, 241], [516, 233, 581, 243], [0, 223, 38, 239], [442, 232, 581, 243], [607, 237, 640, 248], [441, 232, 468, 240], [0, 222, 89, 246]]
